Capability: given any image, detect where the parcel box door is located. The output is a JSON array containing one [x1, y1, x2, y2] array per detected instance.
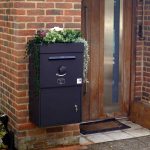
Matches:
[[40, 87, 82, 126], [40, 53, 83, 88]]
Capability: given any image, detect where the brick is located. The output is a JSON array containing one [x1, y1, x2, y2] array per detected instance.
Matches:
[[15, 97, 29, 104], [73, 130, 80, 136], [55, 132, 73, 139], [14, 16, 35, 22], [65, 0, 81, 2], [28, 129, 46, 136], [64, 23, 81, 29], [0, 10, 6, 14], [46, 0, 65, 2], [14, 43, 26, 49], [14, 2, 35, 8], [56, 16, 72, 22], [74, 3, 81, 9], [46, 23, 63, 28], [135, 86, 142, 91], [17, 71, 29, 78], [27, 23, 45, 29], [37, 16, 54, 22], [63, 124, 79, 131], [37, 3, 54, 8], [12, 23, 25, 29], [13, 103, 28, 111], [11, 9, 26, 15], [12, 37, 26, 43], [46, 126, 63, 133], [64, 10, 81, 16], [74, 17, 81, 22], [27, 10, 45, 15], [16, 123, 36, 130], [55, 3, 73, 9], [17, 78, 27, 84], [46, 9, 63, 15], [15, 110, 29, 118], [15, 30, 35, 36], [3, 15, 8, 21], [0, 21, 5, 26], [27, 0, 45, 2]]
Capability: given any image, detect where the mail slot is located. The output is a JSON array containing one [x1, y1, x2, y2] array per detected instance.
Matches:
[[29, 43, 84, 127]]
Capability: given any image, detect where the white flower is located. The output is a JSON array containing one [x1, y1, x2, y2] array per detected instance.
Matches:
[[50, 27, 63, 32]]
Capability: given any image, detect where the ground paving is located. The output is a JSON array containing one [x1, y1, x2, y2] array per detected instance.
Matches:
[[51, 119, 150, 150], [87, 135, 150, 150], [50, 136, 150, 150]]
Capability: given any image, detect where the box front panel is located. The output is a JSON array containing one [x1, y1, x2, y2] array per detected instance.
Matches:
[[40, 87, 82, 126], [40, 53, 83, 88]]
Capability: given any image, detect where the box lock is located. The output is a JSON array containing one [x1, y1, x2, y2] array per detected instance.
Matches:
[[74, 105, 78, 112]]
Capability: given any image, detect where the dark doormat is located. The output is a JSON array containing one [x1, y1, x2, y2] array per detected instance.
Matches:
[[80, 118, 130, 135]]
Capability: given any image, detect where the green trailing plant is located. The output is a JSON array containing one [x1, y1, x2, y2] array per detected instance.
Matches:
[[0, 124, 7, 149], [26, 27, 89, 95], [75, 37, 89, 83]]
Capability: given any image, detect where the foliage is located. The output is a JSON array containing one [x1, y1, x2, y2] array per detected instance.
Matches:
[[0, 124, 7, 149], [27, 42, 40, 95], [75, 38, 89, 82], [26, 27, 89, 94], [44, 29, 81, 43]]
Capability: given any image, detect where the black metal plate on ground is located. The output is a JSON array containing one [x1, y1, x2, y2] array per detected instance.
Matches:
[[80, 118, 130, 135]]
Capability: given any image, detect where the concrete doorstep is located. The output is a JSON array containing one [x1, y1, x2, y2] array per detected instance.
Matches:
[[50, 135, 150, 150], [87, 135, 150, 150]]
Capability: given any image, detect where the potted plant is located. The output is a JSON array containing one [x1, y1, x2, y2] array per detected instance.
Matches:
[[26, 27, 89, 95]]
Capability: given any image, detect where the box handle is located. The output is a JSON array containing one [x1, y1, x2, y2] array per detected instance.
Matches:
[[56, 73, 66, 77], [48, 56, 76, 60]]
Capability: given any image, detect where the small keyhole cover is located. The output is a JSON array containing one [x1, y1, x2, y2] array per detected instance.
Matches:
[[75, 105, 78, 112], [58, 66, 67, 75]]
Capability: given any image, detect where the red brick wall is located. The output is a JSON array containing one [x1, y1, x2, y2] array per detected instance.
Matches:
[[134, 1, 144, 101], [142, 0, 150, 102], [0, 0, 81, 149], [134, 0, 150, 102]]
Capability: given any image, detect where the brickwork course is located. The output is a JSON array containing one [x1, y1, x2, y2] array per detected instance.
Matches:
[[0, 0, 150, 149]]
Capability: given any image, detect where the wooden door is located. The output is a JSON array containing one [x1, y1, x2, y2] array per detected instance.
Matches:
[[81, 0, 133, 122]]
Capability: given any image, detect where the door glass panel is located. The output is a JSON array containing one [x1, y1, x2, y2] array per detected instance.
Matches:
[[104, 0, 123, 113]]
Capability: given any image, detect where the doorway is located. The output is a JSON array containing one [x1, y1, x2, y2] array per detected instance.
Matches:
[[81, 0, 133, 122]]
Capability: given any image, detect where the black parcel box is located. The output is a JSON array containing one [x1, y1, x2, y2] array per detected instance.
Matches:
[[29, 43, 84, 127]]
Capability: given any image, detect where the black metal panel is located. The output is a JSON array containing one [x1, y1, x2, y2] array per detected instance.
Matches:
[[40, 43, 84, 54], [40, 87, 82, 127], [29, 55, 40, 125], [40, 53, 83, 88]]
